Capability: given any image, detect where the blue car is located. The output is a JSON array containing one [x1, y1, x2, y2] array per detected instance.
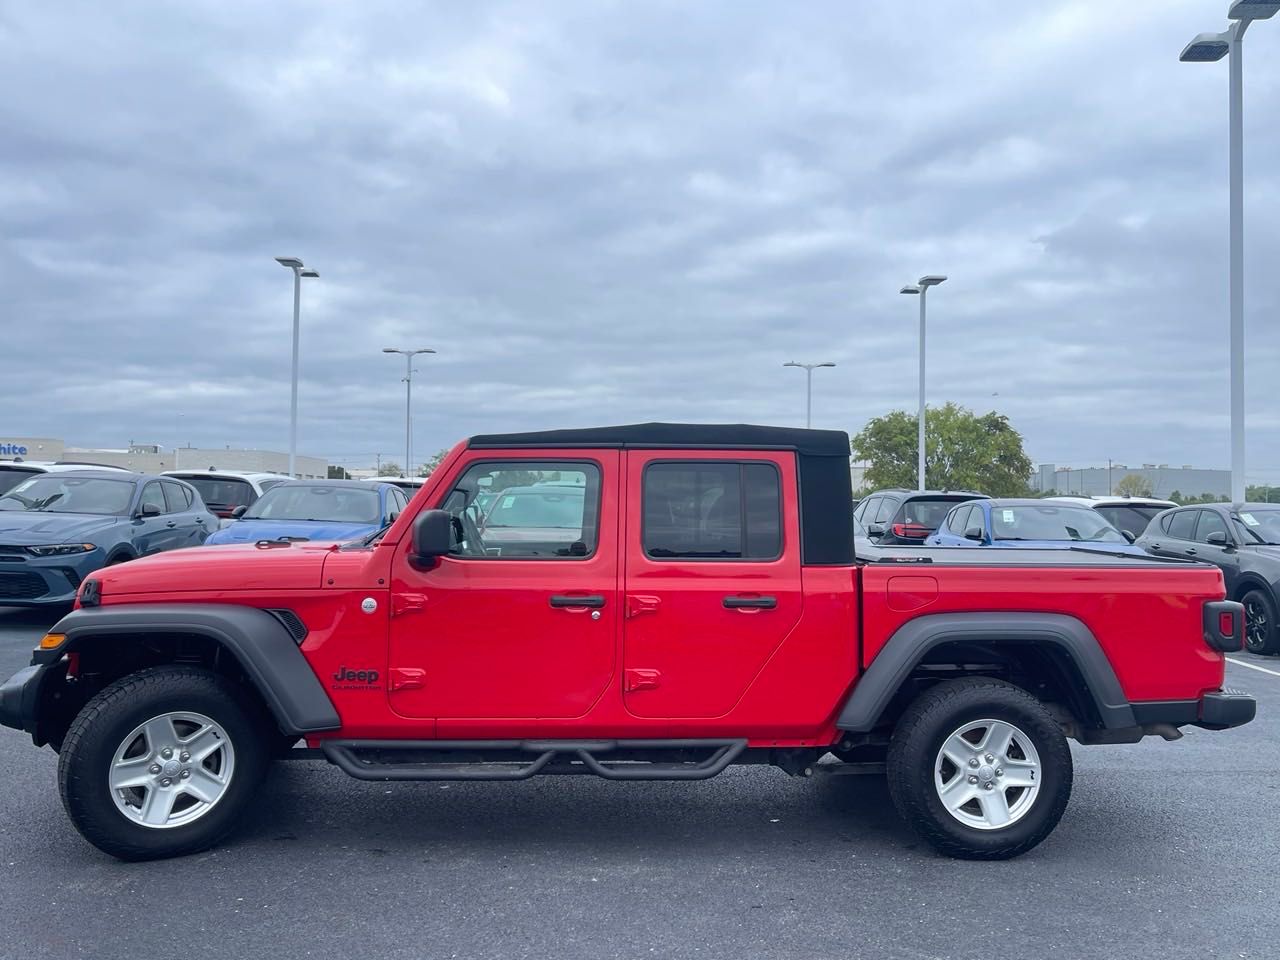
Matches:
[[925, 498, 1148, 556], [0, 470, 216, 606], [204, 480, 409, 545]]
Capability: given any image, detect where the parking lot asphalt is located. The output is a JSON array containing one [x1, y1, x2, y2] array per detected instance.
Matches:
[[1, 606, 1278, 960]]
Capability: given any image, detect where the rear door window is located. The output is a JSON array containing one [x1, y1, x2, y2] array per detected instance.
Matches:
[[1167, 510, 1198, 541], [872, 497, 897, 524], [161, 480, 192, 513], [643, 461, 781, 561]]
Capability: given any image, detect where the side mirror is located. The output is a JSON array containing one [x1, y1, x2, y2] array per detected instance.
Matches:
[[1206, 530, 1230, 546], [964, 526, 985, 542], [1122, 530, 1137, 543], [139, 503, 162, 518], [413, 509, 454, 561], [231, 505, 248, 519], [388, 511, 400, 524], [866, 523, 886, 538]]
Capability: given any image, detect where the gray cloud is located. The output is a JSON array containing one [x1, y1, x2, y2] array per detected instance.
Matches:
[[1, 0, 1278, 478]]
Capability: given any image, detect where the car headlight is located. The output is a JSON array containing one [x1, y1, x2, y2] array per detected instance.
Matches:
[[26, 543, 97, 557]]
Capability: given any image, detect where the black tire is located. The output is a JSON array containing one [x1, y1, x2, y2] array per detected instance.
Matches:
[[58, 665, 270, 861], [1241, 588, 1278, 655], [886, 678, 1072, 860]]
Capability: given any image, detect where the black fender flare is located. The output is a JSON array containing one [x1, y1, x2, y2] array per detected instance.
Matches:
[[837, 612, 1136, 732], [48, 604, 341, 736]]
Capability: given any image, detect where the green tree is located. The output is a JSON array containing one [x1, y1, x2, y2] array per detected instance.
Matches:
[[378, 461, 404, 477], [417, 449, 450, 478], [1114, 474, 1154, 498], [326, 465, 349, 479], [850, 403, 1033, 497], [1247, 485, 1280, 504]]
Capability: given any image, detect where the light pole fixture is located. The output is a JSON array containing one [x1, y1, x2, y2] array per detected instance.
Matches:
[[900, 275, 946, 491], [1180, 1, 1277, 503], [782, 361, 836, 429], [275, 256, 319, 478], [383, 347, 437, 477]]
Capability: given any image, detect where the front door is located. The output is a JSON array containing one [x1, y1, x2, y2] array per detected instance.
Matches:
[[388, 453, 619, 721], [622, 451, 803, 719]]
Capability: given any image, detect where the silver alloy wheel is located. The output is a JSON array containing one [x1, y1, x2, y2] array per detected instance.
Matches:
[[934, 718, 1041, 831], [108, 711, 236, 829], [1245, 597, 1269, 649]]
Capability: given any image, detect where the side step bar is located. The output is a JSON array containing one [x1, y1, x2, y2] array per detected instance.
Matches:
[[320, 738, 748, 782]]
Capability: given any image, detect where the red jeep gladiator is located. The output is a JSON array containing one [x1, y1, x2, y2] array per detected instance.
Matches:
[[0, 424, 1256, 861]]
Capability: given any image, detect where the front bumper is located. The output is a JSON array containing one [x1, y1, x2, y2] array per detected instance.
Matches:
[[0, 549, 104, 606], [0, 664, 49, 735]]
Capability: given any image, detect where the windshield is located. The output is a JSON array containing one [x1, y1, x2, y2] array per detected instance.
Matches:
[[0, 468, 40, 496], [991, 504, 1126, 543], [1236, 509, 1280, 545], [484, 489, 585, 528], [0, 475, 135, 515], [1094, 504, 1166, 539], [244, 485, 380, 523], [173, 476, 254, 511]]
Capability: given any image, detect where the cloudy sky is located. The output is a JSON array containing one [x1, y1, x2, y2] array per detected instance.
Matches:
[[2, 1, 1278, 477]]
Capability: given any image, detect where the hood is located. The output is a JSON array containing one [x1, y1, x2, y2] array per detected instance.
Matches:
[[92, 540, 334, 595], [994, 539, 1147, 556], [205, 518, 380, 545], [0, 511, 119, 546]]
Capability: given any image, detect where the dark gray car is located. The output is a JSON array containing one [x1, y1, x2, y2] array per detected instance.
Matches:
[[1135, 502, 1280, 654]]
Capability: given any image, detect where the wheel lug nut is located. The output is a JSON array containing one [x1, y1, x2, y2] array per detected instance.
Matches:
[[161, 748, 173, 759], [996, 769, 1003, 777], [983, 782, 994, 790], [160, 778, 172, 787], [180, 752, 190, 762], [149, 764, 162, 774], [180, 769, 191, 779], [984, 754, 994, 764], [968, 775, 978, 784], [968, 758, 979, 768]]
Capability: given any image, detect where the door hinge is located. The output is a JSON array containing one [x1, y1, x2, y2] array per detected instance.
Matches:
[[625, 668, 661, 692], [389, 667, 426, 691], [625, 595, 661, 620], [392, 593, 428, 617]]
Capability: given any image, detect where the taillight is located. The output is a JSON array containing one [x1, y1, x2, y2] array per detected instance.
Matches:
[[893, 522, 933, 540], [1203, 600, 1244, 653], [1219, 612, 1234, 637]]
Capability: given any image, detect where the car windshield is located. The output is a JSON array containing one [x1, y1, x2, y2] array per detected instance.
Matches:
[[484, 489, 585, 528], [1236, 509, 1280, 545], [899, 498, 972, 529], [991, 504, 1126, 542], [1094, 504, 1166, 539], [0, 475, 135, 515], [0, 468, 40, 496], [244, 485, 380, 523], [175, 476, 255, 510]]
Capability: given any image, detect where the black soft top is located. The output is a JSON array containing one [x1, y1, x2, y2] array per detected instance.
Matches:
[[469, 422, 849, 458], [468, 422, 855, 565]]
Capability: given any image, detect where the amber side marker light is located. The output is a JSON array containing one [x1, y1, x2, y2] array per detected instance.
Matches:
[[39, 633, 66, 650]]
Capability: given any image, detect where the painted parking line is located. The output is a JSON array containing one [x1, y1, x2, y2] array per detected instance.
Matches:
[[1226, 657, 1280, 678]]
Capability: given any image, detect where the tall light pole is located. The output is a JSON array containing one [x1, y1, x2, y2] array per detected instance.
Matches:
[[383, 347, 437, 476], [900, 275, 947, 491], [1180, 0, 1278, 502], [782, 361, 836, 428], [275, 257, 319, 478]]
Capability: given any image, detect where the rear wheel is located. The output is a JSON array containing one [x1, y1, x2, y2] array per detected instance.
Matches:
[[886, 678, 1072, 860], [1242, 589, 1278, 655], [58, 665, 269, 861]]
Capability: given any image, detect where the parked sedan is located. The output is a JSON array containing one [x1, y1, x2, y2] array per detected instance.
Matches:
[[0, 471, 214, 605], [926, 499, 1147, 555], [203, 480, 408, 545], [1136, 503, 1280, 654]]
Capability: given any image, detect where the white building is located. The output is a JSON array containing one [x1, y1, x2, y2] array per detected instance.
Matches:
[[0, 435, 327, 479]]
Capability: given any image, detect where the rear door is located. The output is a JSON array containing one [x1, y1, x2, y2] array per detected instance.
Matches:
[[161, 480, 207, 546], [1148, 508, 1198, 558], [621, 451, 802, 719]]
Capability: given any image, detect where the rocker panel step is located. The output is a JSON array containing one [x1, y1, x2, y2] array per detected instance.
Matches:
[[320, 738, 748, 782]]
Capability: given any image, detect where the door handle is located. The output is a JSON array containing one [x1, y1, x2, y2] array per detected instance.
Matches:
[[1185, 548, 1197, 556], [549, 594, 605, 609], [165, 521, 177, 528], [723, 595, 777, 610]]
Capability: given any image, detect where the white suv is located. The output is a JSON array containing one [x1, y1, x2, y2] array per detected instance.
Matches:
[[361, 475, 425, 495], [163, 470, 293, 526], [1046, 495, 1177, 541]]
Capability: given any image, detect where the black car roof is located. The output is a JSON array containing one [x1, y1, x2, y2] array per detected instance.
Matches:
[[868, 489, 989, 499], [468, 422, 850, 458]]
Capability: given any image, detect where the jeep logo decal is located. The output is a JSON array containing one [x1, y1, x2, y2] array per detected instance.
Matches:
[[331, 666, 380, 689]]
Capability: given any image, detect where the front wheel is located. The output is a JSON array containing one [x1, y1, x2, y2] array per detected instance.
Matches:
[[886, 678, 1072, 860], [58, 666, 270, 861], [1242, 589, 1278, 655]]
